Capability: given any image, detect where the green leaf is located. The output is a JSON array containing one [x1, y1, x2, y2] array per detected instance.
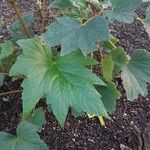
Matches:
[[121, 49, 150, 100], [10, 37, 108, 126], [143, 6, 150, 36], [0, 41, 17, 73], [101, 55, 114, 81], [71, 0, 88, 8], [96, 81, 121, 114], [138, 1, 150, 9], [100, 0, 112, 9], [71, 107, 85, 118], [142, 0, 150, 2], [43, 16, 109, 55], [0, 41, 13, 59], [103, 38, 119, 52], [110, 48, 127, 76], [50, 0, 73, 9], [11, 12, 34, 41], [0, 73, 4, 86], [0, 54, 17, 73], [0, 121, 48, 150], [103, 0, 142, 23], [28, 108, 45, 131]]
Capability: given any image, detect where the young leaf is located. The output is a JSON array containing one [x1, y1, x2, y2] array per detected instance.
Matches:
[[0, 41, 16, 77], [96, 81, 121, 114], [110, 48, 127, 76], [10, 37, 108, 126], [143, 6, 150, 36], [103, 37, 119, 52], [101, 55, 114, 81], [121, 49, 150, 100], [43, 16, 109, 55], [0, 54, 17, 73], [50, 0, 73, 9], [28, 108, 45, 131], [0, 121, 48, 150], [0, 41, 13, 59], [103, 0, 142, 23]]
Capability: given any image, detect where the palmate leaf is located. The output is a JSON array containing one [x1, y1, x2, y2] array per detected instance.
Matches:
[[121, 49, 150, 100], [103, 0, 142, 23], [143, 6, 150, 36], [0, 121, 48, 150], [10, 37, 108, 126], [43, 16, 109, 55]]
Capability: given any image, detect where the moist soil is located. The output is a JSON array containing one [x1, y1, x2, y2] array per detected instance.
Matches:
[[0, 1, 150, 150]]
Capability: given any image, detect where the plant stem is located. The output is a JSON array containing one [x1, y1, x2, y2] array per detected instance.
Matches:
[[2, 72, 10, 76], [41, 0, 46, 33], [108, 40, 116, 49], [98, 116, 105, 127], [38, 0, 46, 33], [0, 90, 23, 97], [9, 0, 32, 38]]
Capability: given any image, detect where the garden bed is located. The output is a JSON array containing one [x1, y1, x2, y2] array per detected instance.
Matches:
[[0, 0, 150, 150]]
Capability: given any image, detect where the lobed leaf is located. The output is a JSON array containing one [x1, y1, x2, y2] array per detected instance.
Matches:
[[103, 0, 142, 23], [43, 16, 109, 55], [0, 121, 48, 150], [10, 37, 108, 126], [121, 49, 150, 100]]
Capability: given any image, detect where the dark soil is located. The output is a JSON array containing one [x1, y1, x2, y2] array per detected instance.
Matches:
[[0, 1, 150, 150]]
